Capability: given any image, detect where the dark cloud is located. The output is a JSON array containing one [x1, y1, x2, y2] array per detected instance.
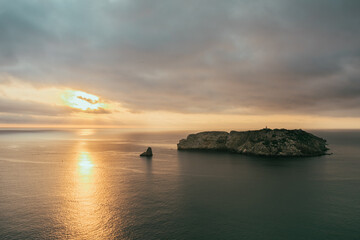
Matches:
[[0, 97, 70, 116], [0, 0, 359, 119]]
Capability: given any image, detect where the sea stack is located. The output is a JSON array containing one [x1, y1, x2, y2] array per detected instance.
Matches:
[[177, 128, 329, 157], [140, 147, 153, 157]]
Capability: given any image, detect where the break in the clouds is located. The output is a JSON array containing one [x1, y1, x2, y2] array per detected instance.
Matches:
[[0, 0, 360, 125]]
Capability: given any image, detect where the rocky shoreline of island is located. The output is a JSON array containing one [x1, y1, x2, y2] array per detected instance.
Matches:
[[177, 128, 329, 157]]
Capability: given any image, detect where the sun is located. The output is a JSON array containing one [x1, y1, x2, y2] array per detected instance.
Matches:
[[61, 90, 107, 111]]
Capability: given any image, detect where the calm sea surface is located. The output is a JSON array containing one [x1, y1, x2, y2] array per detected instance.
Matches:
[[0, 129, 359, 240]]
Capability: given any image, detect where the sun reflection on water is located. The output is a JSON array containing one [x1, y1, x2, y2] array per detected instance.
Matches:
[[57, 140, 117, 239], [64, 144, 110, 239], [78, 152, 94, 175]]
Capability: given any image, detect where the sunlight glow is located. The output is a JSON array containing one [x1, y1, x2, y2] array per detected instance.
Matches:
[[62, 90, 107, 111], [78, 129, 95, 136], [78, 152, 94, 175]]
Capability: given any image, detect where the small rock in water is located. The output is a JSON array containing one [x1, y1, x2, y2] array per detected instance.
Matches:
[[140, 147, 153, 157]]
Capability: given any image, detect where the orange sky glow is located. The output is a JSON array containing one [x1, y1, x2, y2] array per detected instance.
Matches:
[[0, 81, 359, 130]]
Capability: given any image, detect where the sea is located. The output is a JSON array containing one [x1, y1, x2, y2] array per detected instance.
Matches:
[[0, 129, 359, 240]]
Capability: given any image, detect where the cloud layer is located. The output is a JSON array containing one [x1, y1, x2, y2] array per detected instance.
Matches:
[[0, 0, 359, 126]]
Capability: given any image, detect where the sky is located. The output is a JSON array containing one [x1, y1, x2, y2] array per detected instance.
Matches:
[[0, 0, 359, 130]]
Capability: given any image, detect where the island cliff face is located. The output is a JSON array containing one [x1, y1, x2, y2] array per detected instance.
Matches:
[[177, 129, 328, 157]]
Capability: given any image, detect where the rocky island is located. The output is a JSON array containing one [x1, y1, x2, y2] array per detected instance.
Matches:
[[177, 128, 328, 157], [140, 147, 153, 157]]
